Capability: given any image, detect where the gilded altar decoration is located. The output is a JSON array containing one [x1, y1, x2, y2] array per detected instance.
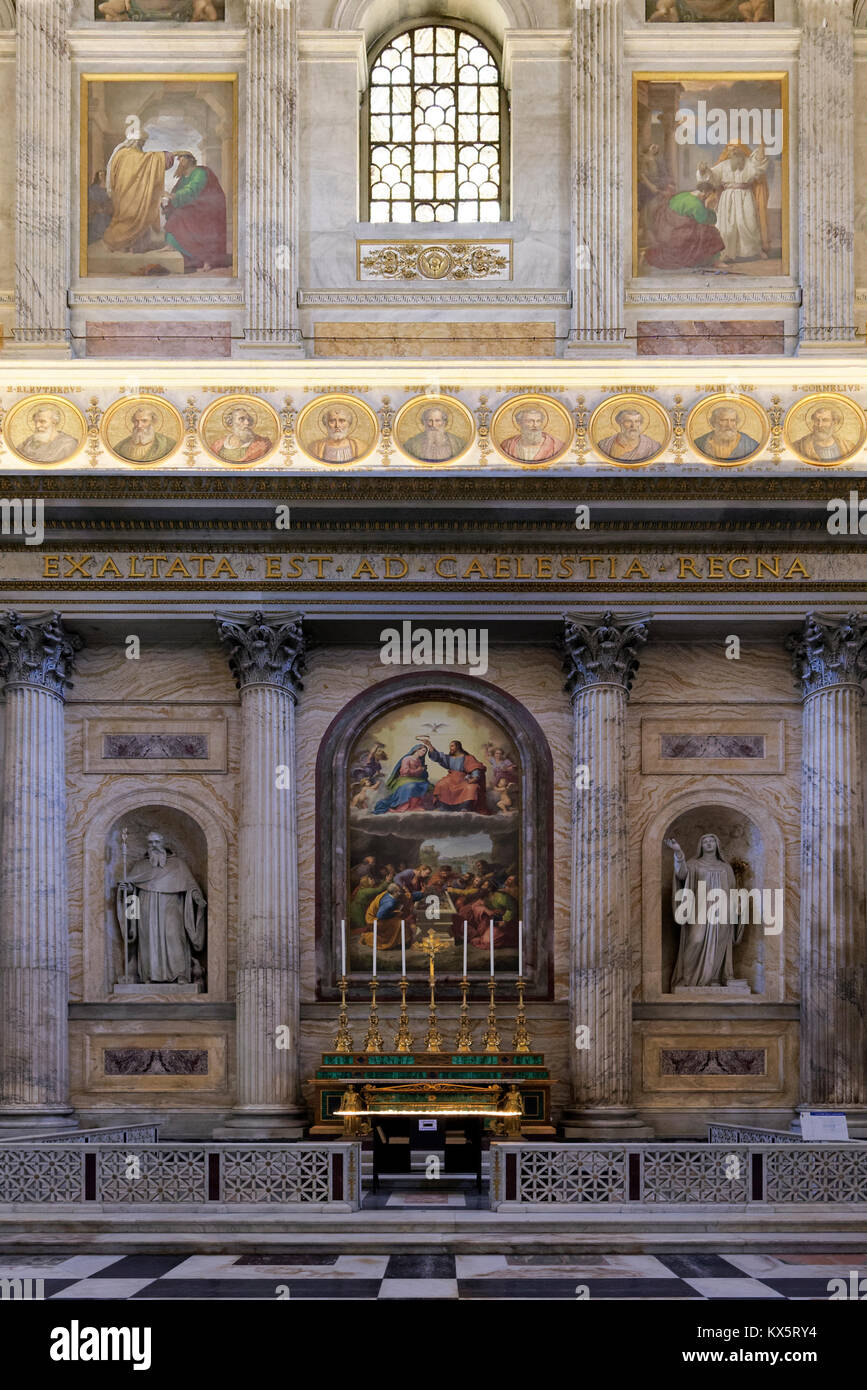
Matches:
[[393, 395, 476, 465], [100, 394, 184, 466], [2, 394, 88, 466], [198, 395, 281, 466], [489, 394, 573, 466], [589, 393, 672, 467], [81, 75, 238, 279], [295, 394, 379, 465], [783, 393, 867, 467], [687, 393, 769, 465], [357, 239, 512, 282], [633, 74, 788, 279]]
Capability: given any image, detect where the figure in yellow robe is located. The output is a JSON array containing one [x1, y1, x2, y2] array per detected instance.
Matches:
[[102, 116, 173, 253]]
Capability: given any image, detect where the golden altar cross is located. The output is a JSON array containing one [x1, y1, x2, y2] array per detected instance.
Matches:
[[418, 928, 449, 1051]]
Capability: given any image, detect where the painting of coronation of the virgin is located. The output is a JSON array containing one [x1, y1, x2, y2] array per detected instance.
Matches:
[[81, 75, 237, 278], [634, 74, 787, 278], [347, 701, 521, 977]]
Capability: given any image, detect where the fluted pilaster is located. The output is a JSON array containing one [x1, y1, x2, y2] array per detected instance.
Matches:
[[14, 0, 71, 355], [798, 0, 857, 351], [0, 612, 81, 1129], [566, 0, 628, 355], [242, 0, 304, 355], [214, 611, 306, 1137], [561, 612, 651, 1137], [786, 613, 867, 1130]]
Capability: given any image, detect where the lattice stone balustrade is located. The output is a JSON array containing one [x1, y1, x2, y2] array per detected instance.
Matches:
[[490, 1143, 867, 1207], [0, 1142, 360, 1208]]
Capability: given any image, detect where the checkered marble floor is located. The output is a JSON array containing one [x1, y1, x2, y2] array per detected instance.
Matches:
[[1, 1252, 864, 1299]]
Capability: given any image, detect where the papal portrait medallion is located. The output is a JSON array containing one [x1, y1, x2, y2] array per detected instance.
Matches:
[[198, 395, 281, 466], [490, 393, 573, 466], [393, 395, 476, 465], [783, 393, 867, 467], [3, 394, 88, 466], [687, 393, 769, 466], [100, 394, 184, 466], [589, 393, 671, 467], [295, 394, 379, 465]]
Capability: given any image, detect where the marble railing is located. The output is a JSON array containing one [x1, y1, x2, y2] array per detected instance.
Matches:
[[489, 1143, 867, 1207], [2, 1124, 161, 1145], [0, 1141, 360, 1208], [708, 1123, 802, 1145]]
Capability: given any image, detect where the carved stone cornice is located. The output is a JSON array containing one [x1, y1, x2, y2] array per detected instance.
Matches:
[[561, 611, 650, 699], [786, 611, 867, 697], [0, 610, 82, 699], [216, 610, 306, 698]]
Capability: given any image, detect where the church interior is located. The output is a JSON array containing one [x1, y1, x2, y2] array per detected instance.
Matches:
[[0, 0, 866, 1338]]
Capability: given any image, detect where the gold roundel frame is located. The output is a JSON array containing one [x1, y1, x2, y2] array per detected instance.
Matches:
[[295, 393, 379, 466], [490, 393, 574, 466], [588, 393, 672, 468], [100, 394, 184, 467], [686, 392, 770, 467], [2, 393, 88, 467], [393, 394, 476, 467], [783, 392, 867, 468], [198, 394, 282, 467]]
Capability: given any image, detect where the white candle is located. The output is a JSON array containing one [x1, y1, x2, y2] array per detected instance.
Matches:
[[401, 919, 406, 977], [372, 921, 377, 978], [463, 920, 467, 977], [490, 925, 495, 977], [518, 919, 522, 977], [340, 918, 346, 977]]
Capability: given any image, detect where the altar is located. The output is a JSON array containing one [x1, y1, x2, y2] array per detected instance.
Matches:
[[309, 1051, 555, 1138]]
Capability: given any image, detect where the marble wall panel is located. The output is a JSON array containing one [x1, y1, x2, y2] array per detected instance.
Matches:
[[84, 322, 233, 358], [71, 1021, 230, 1104], [637, 321, 786, 355], [312, 321, 558, 357], [633, 1019, 797, 1111]]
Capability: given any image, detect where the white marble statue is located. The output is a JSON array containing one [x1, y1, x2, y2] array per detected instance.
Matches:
[[666, 832, 745, 989], [117, 831, 207, 985]]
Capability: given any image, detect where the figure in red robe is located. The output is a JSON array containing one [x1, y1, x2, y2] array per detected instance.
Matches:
[[162, 151, 231, 272], [420, 737, 489, 814]]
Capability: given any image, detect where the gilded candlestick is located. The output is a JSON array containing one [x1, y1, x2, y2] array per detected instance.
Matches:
[[512, 976, 532, 1053], [454, 976, 473, 1052], [482, 976, 500, 1051], [418, 927, 448, 1053], [394, 977, 414, 1052], [363, 977, 384, 1054], [333, 974, 353, 1052]]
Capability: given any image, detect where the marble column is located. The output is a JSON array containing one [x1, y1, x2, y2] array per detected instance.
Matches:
[[786, 613, 867, 1134], [798, 0, 858, 352], [14, 0, 72, 356], [241, 0, 304, 356], [565, 0, 629, 356], [214, 611, 307, 1138], [0, 612, 81, 1130], [560, 612, 652, 1137]]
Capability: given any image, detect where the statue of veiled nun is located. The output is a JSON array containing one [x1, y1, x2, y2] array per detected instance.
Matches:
[[666, 832, 745, 988]]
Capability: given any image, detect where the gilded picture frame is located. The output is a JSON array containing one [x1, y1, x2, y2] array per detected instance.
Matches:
[[2, 394, 88, 466], [198, 394, 281, 466], [100, 394, 185, 466], [393, 395, 476, 466], [687, 392, 770, 466], [295, 394, 379, 466], [783, 393, 867, 467], [589, 393, 672, 467], [489, 393, 573, 466]]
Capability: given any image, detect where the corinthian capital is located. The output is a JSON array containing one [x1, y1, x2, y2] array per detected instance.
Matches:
[[786, 612, 867, 697], [0, 611, 82, 700], [561, 611, 650, 699], [216, 611, 306, 698]]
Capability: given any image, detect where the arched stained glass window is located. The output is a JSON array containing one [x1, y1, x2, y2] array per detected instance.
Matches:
[[367, 24, 505, 224]]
